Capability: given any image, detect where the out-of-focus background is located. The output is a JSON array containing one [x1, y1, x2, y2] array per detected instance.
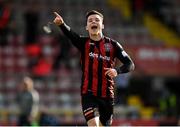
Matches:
[[0, 0, 180, 126]]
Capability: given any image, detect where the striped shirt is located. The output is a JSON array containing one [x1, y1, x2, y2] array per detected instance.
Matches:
[[60, 24, 134, 99]]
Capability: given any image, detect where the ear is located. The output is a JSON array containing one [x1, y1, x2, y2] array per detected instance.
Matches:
[[86, 25, 88, 31], [102, 24, 104, 29]]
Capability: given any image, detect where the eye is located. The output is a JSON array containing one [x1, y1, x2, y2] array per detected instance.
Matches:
[[88, 19, 93, 23], [95, 18, 100, 22]]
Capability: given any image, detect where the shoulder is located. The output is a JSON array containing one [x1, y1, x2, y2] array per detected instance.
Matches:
[[104, 36, 123, 49]]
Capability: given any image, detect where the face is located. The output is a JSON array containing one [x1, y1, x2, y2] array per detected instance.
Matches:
[[86, 14, 104, 36], [22, 77, 33, 91]]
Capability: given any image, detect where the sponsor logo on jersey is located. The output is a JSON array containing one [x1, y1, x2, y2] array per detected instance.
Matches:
[[89, 52, 110, 61]]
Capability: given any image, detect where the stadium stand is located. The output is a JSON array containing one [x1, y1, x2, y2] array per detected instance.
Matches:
[[0, 0, 179, 126]]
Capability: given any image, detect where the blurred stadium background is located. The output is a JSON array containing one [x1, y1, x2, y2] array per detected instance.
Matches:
[[0, 0, 180, 126]]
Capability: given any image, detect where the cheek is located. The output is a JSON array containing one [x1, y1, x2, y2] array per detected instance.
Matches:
[[102, 24, 104, 29], [86, 24, 90, 30], [98, 23, 104, 29]]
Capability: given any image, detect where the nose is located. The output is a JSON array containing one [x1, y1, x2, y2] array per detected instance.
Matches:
[[91, 19, 97, 23], [91, 20, 95, 24]]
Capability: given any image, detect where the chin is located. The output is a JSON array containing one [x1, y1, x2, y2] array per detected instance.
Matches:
[[91, 31, 99, 35], [92, 33, 99, 36]]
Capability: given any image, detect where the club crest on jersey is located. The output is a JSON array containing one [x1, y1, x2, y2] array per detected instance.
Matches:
[[104, 43, 111, 52]]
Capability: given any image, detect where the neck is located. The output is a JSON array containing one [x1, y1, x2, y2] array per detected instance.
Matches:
[[89, 32, 103, 41]]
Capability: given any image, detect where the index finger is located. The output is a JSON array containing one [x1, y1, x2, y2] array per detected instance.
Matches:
[[54, 11, 60, 17]]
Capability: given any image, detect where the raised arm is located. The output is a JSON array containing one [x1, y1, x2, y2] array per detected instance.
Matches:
[[53, 12, 83, 50]]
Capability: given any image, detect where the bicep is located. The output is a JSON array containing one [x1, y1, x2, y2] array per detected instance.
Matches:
[[115, 42, 132, 64]]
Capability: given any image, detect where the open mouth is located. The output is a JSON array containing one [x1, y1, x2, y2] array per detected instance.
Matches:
[[91, 25, 98, 29]]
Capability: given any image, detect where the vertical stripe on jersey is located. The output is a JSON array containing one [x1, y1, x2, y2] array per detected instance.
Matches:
[[104, 38, 111, 98], [87, 41, 95, 92], [105, 39, 113, 98], [91, 44, 99, 96], [82, 39, 90, 94], [96, 40, 103, 97], [100, 39, 108, 98], [81, 48, 85, 94]]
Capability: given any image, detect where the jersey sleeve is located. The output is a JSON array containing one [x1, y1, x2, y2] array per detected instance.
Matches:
[[59, 23, 84, 50], [114, 41, 135, 74]]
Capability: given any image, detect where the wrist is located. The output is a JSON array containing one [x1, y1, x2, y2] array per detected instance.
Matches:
[[112, 68, 118, 77], [114, 67, 120, 74], [57, 22, 64, 26]]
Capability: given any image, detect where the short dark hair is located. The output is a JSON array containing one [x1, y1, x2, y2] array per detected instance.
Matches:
[[86, 10, 103, 20]]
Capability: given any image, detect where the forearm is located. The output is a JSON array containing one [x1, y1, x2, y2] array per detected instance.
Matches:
[[59, 23, 79, 40], [59, 23, 71, 37], [115, 61, 135, 74], [115, 52, 135, 74], [59, 23, 82, 50]]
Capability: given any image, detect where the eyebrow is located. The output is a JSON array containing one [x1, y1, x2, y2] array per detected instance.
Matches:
[[88, 17, 101, 20]]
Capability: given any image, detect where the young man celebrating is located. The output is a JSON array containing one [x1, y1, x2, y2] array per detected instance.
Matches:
[[53, 10, 135, 126]]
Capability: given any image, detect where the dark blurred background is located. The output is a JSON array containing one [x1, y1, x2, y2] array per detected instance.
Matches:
[[0, 0, 180, 126]]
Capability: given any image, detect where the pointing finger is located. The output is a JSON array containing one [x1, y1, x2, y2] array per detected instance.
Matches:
[[54, 11, 60, 17]]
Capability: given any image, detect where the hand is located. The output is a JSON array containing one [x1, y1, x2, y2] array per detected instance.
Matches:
[[53, 12, 64, 26], [104, 68, 117, 79]]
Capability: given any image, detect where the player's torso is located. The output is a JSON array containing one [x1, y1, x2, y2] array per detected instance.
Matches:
[[80, 37, 116, 98]]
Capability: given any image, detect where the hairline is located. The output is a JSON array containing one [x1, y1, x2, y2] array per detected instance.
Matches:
[[86, 10, 104, 20], [87, 14, 103, 21]]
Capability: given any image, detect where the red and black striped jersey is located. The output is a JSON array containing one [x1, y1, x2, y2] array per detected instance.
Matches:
[[60, 24, 134, 99]]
